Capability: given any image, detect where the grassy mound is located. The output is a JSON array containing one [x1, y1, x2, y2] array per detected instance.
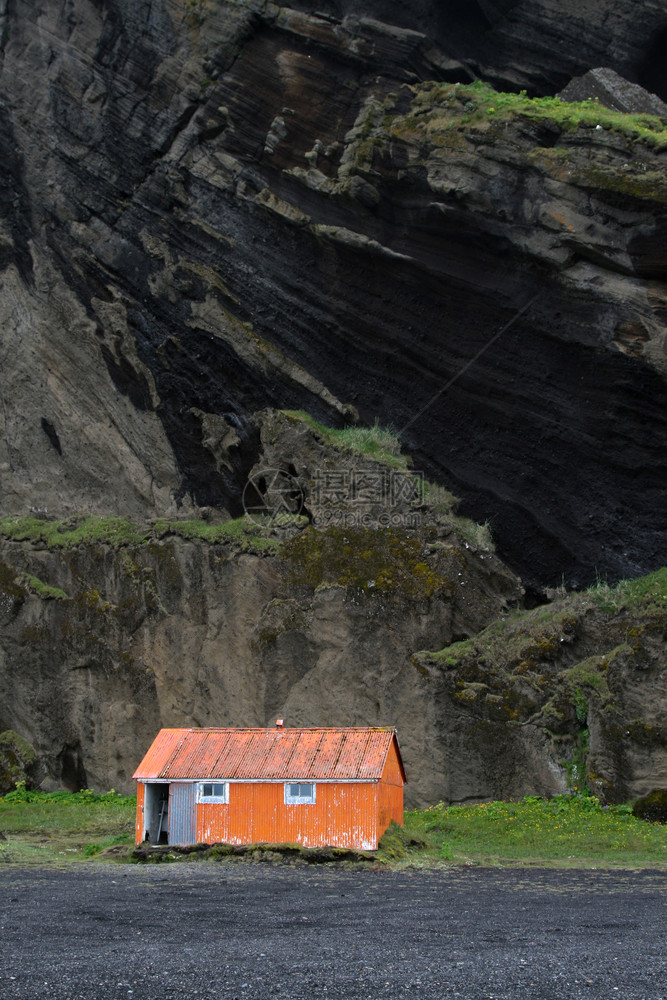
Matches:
[[390, 795, 667, 868], [0, 786, 135, 866]]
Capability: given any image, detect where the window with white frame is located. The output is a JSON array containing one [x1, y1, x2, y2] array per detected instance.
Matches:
[[198, 781, 228, 803], [284, 781, 316, 804]]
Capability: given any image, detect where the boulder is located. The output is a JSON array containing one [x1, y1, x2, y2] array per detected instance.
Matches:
[[558, 67, 667, 115]]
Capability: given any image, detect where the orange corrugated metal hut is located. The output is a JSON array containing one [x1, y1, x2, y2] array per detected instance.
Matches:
[[133, 723, 406, 850]]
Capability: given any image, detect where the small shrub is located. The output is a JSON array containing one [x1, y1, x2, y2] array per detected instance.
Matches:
[[0, 735, 43, 795], [377, 821, 424, 860], [632, 789, 667, 824]]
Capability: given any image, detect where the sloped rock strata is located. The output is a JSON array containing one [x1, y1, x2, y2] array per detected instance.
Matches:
[[0, 1, 665, 589]]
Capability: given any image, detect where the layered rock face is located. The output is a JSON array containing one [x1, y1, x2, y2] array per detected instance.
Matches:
[[0, 0, 665, 589], [281, 0, 667, 99], [0, 413, 664, 806]]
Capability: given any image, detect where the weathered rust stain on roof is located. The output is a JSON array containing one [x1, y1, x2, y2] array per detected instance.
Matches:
[[133, 727, 405, 782]]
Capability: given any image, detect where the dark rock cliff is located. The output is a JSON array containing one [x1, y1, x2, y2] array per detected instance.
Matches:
[[0, 0, 665, 589]]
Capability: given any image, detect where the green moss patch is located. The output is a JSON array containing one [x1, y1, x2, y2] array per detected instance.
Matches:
[[0, 514, 283, 554], [18, 573, 69, 601], [0, 515, 150, 549], [152, 516, 283, 552], [280, 525, 453, 599], [408, 80, 667, 150]]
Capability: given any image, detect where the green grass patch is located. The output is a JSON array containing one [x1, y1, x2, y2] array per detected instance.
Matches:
[[4, 788, 666, 869], [421, 479, 459, 515], [18, 572, 70, 601], [0, 786, 136, 866], [0, 514, 287, 554], [449, 515, 494, 551], [425, 637, 475, 668], [388, 795, 667, 868], [589, 567, 667, 614], [152, 516, 285, 552], [282, 411, 409, 469], [410, 80, 667, 150], [0, 515, 150, 549]]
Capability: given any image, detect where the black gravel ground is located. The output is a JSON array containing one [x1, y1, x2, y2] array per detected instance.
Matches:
[[1, 864, 665, 1000]]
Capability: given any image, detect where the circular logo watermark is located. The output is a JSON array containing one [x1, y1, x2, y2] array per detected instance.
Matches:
[[242, 468, 305, 526]]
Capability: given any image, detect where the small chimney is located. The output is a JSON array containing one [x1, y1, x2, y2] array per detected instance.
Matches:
[[275, 719, 284, 729]]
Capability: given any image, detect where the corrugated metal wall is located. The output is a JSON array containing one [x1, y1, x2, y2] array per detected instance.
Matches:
[[135, 781, 145, 844], [169, 781, 198, 846], [377, 781, 403, 838], [197, 782, 379, 850], [376, 741, 404, 842], [382, 741, 405, 787]]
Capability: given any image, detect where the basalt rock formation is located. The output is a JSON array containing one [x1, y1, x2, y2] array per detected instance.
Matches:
[[0, 0, 665, 590], [228, 0, 667, 100]]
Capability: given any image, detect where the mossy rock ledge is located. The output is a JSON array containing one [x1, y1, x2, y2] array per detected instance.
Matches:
[[0, 730, 44, 795]]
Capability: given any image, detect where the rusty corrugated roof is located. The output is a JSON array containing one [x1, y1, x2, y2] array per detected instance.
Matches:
[[133, 727, 405, 782]]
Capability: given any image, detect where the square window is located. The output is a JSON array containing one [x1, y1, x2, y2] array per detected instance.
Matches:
[[284, 782, 316, 804], [198, 781, 228, 803]]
